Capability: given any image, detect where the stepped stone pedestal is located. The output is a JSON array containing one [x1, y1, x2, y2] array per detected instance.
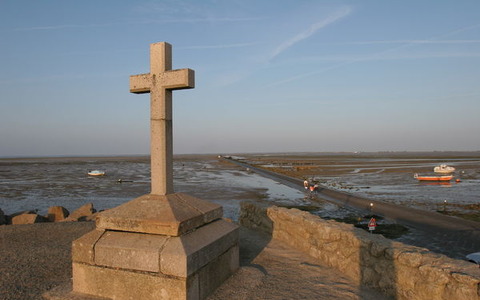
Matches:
[[72, 193, 239, 300]]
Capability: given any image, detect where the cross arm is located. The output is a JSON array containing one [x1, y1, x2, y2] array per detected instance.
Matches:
[[163, 69, 195, 90], [130, 73, 151, 94]]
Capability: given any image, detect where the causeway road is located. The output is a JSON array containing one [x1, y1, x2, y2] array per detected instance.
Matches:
[[225, 158, 480, 260]]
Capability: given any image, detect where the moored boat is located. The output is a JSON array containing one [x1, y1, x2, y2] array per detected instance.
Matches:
[[434, 164, 455, 174], [414, 173, 453, 181], [88, 170, 106, 176]]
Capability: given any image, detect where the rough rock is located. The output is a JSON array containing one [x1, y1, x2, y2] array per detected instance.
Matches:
[[64, 203, 97, 222], [12, 213, 48, 225], [47, 206, 70, 222], [10, 210, 37, 218]]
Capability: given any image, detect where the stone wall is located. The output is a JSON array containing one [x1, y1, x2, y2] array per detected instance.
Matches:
[[240, 202, 480, 300]]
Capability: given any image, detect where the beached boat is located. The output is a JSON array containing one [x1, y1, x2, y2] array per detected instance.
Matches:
[[414, 173, 453, 181], [434, 164, 455, 174], [87, 170, 106, 176]]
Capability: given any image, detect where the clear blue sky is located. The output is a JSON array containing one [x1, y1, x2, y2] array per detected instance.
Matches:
[[1, 0, 479, 157]]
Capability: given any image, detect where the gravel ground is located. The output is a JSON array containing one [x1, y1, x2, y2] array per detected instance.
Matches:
[[1, 222, 388, 300], [0, 222, 95, 300]]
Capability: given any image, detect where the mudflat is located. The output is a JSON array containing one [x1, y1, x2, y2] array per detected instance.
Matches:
[[239, 151, 480, 178], [238, 151, 480, 217]]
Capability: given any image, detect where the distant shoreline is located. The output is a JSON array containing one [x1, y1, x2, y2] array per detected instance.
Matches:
[[1, 150, 480, 161]]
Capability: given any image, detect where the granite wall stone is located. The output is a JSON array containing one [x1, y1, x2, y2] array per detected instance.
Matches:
[[240, 202, 480, 300]]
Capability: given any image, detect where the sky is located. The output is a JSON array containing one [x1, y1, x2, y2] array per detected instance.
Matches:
[[1, 0, 480, 157]]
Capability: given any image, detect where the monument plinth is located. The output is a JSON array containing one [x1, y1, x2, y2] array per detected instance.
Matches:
[[70, 42, 239, 300], [95, 193, 223, 236]]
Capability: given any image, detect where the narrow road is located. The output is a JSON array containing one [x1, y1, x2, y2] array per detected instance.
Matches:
[[225, 158, 480, 260]]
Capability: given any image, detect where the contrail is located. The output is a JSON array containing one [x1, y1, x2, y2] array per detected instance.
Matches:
[[269, 6, 352, 61]]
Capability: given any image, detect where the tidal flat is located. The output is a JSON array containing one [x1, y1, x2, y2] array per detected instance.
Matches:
[[0, 155, 308, 221], [2, 152, 480, 261], [1, 152, 479, 222], [239, 151, 480, 221]]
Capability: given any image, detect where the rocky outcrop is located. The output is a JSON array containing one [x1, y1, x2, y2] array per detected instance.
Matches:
[[10, 210, 37, 218], [12, 213, 48, 225], [240, 202, 480, 300], [7, 210, 37, 224], [47, 206, 69, 222], [64, 203, 97, 222], [1, 204, 97, 226]]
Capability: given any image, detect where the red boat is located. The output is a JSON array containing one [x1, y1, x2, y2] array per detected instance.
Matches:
[[414, 173, 453, 181]]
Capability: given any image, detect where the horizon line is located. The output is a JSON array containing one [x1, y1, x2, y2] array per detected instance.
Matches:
[[2, 150, 480, 160]]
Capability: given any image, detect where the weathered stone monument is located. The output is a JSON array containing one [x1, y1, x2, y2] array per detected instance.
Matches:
[[71, 42, 239, 299]]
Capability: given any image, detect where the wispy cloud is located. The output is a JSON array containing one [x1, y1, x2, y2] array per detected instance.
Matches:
[[267, 51, 480, 87], [269, 6, 352, 61], [12, 21, 128, 31], [323, 39, 480, 45], [267, 23, 480, 87], [12, 17, 262, 32], [266, 63, 350, 87], [14, 24, 94, 31], [135, 17, 263, 24], [179, 42, 261, 50], [286, 51, 480, 63]]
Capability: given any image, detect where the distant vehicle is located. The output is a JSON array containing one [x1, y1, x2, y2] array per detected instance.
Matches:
[[414, 173, 453, 181], [434, 164, 455, 174], [466, 252, 480, 265], [88, 170, 106, 176]]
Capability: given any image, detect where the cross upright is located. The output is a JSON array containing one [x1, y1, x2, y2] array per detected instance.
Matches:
[[130, 42, 194, 195]]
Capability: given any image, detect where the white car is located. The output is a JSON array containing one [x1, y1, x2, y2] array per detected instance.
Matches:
[[466, 252, 480, 264]]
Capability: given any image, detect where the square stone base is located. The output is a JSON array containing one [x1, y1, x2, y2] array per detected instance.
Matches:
[[72, 218, 239, 300], [73, 244, 239, 300]]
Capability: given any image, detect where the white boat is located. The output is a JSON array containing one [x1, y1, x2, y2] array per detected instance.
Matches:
[[434, 164, 455, 174], [88, 170, 106, 176]]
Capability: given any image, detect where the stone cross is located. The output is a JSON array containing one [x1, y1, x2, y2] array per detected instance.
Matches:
[[130, 42, 194, 195]]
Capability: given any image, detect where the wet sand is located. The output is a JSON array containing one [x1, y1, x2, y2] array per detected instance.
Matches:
[[3, 152, 478, 217], [238, 151, 480, 177], [0, 154, 312, 222], [237, 152, 480, 216]]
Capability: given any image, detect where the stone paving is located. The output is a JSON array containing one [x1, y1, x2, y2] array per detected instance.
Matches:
[[208, 227, 390, 300]]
